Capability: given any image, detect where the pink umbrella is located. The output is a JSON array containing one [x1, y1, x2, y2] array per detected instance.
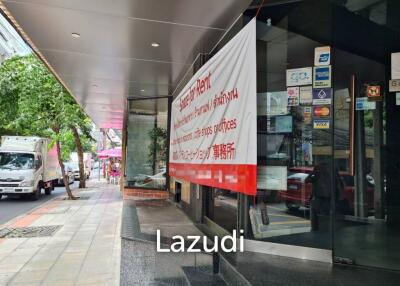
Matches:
[[97, 147, 122, 159]]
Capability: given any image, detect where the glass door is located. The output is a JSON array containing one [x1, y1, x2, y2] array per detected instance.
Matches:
[[332, 0, 400, 270]]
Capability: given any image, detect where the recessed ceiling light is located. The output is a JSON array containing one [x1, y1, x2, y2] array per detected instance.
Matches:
[[151, 42, 159, 47], [71, 32, 81, 38], [140, 89, 145, 92]]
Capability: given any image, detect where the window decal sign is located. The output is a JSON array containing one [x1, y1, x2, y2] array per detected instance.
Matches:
[[367, 85, 381, 99], [313, 66, 332, 88], [313, 119, 330, 129], [286, 67, 313, 87], [356, 97, 376, 110], [287, 87, 300, 106], [312, 88, 332, 105], [300, 86, 313, 104], [391, 53, 400, 80], [389, 80, 400, 92], [314, 46, 331, 66], [312, 106, 331, 117], [169, 19, 257, 195]]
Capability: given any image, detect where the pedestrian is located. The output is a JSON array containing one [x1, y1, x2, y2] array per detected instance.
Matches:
[[107, 158, 113, 183], [306, 162, 331, 231]]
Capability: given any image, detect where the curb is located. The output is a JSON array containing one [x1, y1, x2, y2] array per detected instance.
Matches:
[[0, 193, 64, 229]]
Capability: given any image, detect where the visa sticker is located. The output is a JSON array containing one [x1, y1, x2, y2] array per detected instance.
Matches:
[[313, 119, 330, 129]]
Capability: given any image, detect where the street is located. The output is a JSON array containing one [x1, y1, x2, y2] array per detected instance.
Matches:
[[0, 182, 78, 226]]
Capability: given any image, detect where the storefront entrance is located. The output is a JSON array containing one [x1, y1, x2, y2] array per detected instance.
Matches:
[[332, 1, 400, 270], [248, 0, 400, 272], [169, 0, 400, 273]]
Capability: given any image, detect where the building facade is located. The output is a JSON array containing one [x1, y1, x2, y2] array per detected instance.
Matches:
[[125, 0, 400, 272]]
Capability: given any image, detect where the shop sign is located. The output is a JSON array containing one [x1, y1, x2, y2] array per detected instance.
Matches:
[[303, 107, 312, 124], [313, 66, 332, 88], [300, 86, 313, 104], [313, 119, 330, 129], [396, 93, 400, 106], [355, 97, 376, 110], [314, 46, 331, 66], [389, 80, 400, 92], [367, 85, 381, 99], [286, 67, 313, 87], [392, 53, 400, 79], [287, 87, 299, 106], [312, 88, 332, 105], [169, 19, 257, 196], [312, 106, 331, 117]]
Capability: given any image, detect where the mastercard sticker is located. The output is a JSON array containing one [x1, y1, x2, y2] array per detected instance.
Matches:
[[312, 106, 331, 117]]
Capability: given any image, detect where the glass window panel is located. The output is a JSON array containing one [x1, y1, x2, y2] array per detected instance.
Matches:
[[126, 98, 169, 189]]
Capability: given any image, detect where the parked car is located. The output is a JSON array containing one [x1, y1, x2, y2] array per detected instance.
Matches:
[[68, 161, 91, 180], [279, 166, 374, 213], [57, 164, 74, 186], [69, 153, 92, 179]]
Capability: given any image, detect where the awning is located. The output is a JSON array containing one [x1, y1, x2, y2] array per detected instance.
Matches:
[[97, 147, 122, 159]]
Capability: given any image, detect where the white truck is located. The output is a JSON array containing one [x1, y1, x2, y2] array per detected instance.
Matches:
[[70, 152, 92, 180], [0, 136, 61, 200]]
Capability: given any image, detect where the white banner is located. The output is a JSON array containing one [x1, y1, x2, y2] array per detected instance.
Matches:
[[169, 19, 257, 195]]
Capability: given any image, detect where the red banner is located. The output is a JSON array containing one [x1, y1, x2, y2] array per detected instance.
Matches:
[[169, 163, 257, 195]]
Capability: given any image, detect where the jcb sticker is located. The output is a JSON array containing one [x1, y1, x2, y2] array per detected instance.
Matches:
[[313, 119, 330, 129]]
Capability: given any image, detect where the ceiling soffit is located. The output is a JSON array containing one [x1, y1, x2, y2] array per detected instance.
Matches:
[[2, 0, 252, 129]]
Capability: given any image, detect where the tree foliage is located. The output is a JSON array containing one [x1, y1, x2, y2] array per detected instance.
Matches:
[[0, 54, 94, 198]]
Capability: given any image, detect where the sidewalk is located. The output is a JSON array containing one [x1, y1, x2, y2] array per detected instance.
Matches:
[[0, 180, 122, 286], [120, 198, 214, 286]]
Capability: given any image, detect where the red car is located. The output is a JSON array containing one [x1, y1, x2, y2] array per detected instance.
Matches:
[[280, 167, 374, 213]]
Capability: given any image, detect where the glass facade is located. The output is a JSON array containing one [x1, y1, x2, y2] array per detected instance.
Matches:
[[248, 0, 400, 271], [123, 0, 400, 272], [332, 0, 400, 271], [125, 98, 169, 190], [253, 1, 333, 250]]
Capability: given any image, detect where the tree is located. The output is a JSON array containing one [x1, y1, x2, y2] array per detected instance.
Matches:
[[0, 54, 93, 199], [62, 96, 94, 188]]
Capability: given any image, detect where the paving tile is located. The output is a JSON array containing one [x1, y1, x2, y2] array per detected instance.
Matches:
[[20, 260, 55, 272], [0, 272, 15, 285], [8, 270, 47, 284], [41, 279, 75, 286], [0, 181, 121, 285], [0, 263, 25, 274]]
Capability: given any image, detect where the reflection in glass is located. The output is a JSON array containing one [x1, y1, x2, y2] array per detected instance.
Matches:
[[126, 98, 169, 189]]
